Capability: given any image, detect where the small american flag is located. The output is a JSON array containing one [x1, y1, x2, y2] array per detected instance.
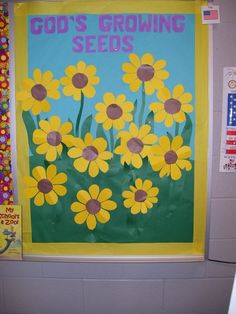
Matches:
[[203, 9, 219, 21]]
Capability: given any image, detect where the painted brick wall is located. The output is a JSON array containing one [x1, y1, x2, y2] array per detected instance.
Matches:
[[1, 0, 236, 313]]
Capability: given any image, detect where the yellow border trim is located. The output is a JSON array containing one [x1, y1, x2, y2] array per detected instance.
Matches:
[[14, 0, 208, 258]]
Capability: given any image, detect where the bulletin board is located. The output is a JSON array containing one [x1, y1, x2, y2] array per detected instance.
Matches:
[[13, 0, 209, 260]]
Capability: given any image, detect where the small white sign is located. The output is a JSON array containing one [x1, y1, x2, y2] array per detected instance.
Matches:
[[201, 5, 220, 24]]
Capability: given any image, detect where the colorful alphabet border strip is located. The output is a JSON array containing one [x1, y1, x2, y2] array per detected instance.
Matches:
[[0, 3, 13, 205]]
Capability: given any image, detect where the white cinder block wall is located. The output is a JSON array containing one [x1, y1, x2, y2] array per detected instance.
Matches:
[[1, 0, 236, 313]]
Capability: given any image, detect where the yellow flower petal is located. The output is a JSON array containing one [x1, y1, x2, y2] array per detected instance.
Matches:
[[71, 202, 86, 212], [142, 134, 158, 145], [145, 81, 156, 95], [176, 159, 192, 171], [159, 136, 171, 152], [143, 179, 153, 191], [68, 147, 82, 159], [96, 159, 109, 173], [131, 202, 141, 214], [135, 178, 143, 189], [98, 188, 112, 202], [39, 120, 51, 133], [129, 123, 139, 137], [122, 62, 136, 73], [33, 129, 47, 145], [124, 198, 135, 208], [74, 210, 88, 224], [129, 53, 141, 67], [45, 190, 58, 205], [24, 187, 38, 199], [141, 53, 154, 65], [42, 70, 53, 85], [74, 158, 89, 173], [89, 184, 100, 199], [32, 166, 46, 181], [103, 119, 113, 130], [46, 146, 57, 162], [104, 92, 115, 104], [88, 161, 99, 177], [65, 65, 77, 77], [173, 84, 184, 99], [153, 59, 166, 70], [157, 87, 171, 102], [177, 146, 192, 159], [164, 114, 174, 127], [139, 124, 151, 139], [101, 200, 117, 211], [77, 190, 91, 204], [53, 185, 67, 196], [84, 65, 96, 77], [140, 203, 148, 214], [33, 69, 42, 83], [93, 138, 107, 153], [34, 192, 44, 206], [49, 116, 61, 130], [96, 209, 110, 223], [149, 156, 165, 171], [131, 153, 143, 168], [171, 164, 182, 180], [159, 164, 170, 178], [46, 164, 57, 180], [84, 133, 93, 145], [95, 112, 107, 123], [87, 214, 96, 230], [130, 80, 142, 92], [77, 61, 86, 73], [181, 104, 193, 113], [147, 187, 159, 197], [23, 176, 38, 187], [171, 136, 183, 151], [154, 110, 167, 123], [173, 111, 186, 124], [179, 93, 192, 103]]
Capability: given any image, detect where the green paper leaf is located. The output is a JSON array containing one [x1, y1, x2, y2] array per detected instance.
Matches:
[[181, 113, 192, 146], [96, 123, 108, 143], [75, 92, 84, 137], [145, 111, 154, 131], [68, 118, 75, 136], [22, 111, 37, 155], [133, 99, 138, 123], [167, 131, 173, 142], [81, 114, 93, 138]]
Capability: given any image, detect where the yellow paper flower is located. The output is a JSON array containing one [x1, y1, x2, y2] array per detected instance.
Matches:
[[149, 84, 193, 127], [122, 52, 169, 95], [122, 178, 159, 215], [149, 135, 192, 180], [68, 133, 113, 177], [33, 116, 74, 161], [71, 184, 117, 230], [114, 123, 158, 168], [61, 61, 100, 100], [16, 69, 60, 115], [95, 92, 134, 130], [23, 164, 67, 206]]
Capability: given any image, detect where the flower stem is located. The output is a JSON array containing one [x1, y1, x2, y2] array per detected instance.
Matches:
[[36, 114, 40, 127], [75, 92, 84, 137], [139, 82, 145, 127], [175, 122, 179, 136], [109, 127, 114, 151]]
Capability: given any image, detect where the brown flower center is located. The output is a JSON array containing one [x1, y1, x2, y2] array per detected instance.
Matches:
[[86, 199, 101, 214], [127, 138, 144, 154], [37, 179, 53, 194], [31, 84, 47, 101], [72, 73, 88, 89], [82, 146, 98, 161], [164, 150, 178, 164], [135, 189, 147, 202], [164, 98, 181, 114], [137, 64, 155, 82], [106, 104, 123, 120], [47, 131, 62, 146]]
